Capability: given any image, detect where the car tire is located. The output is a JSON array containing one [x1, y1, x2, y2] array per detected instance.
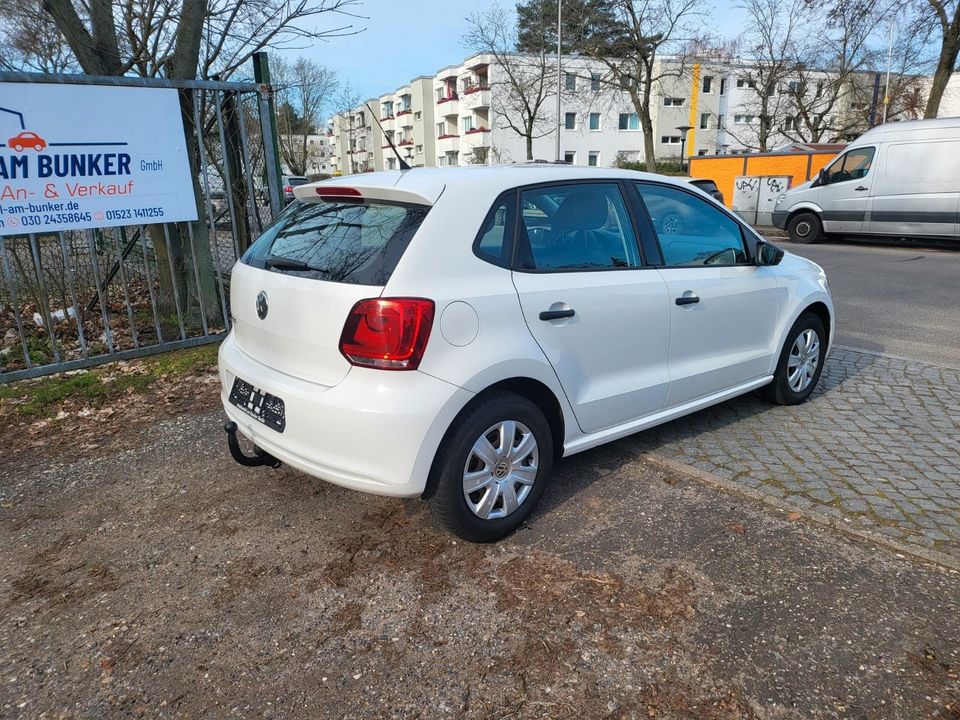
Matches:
[[762, 312, 827, 405], [428, 391, 554, 542], [13, 144, 22, 152], [787, 212, 823, 244]]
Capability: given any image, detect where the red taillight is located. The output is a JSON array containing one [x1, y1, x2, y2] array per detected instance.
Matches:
[[284, 185, 292, 193], [339, 298, 434, 370]]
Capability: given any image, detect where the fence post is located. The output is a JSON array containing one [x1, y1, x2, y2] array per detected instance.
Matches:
[[253, 52, 283, 218]]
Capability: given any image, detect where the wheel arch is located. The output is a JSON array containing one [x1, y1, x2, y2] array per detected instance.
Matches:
[[785, 204, 824, 229], [770, 296, 834, 376], [803, 301, 832, 350], [420, 376, 566, 499]]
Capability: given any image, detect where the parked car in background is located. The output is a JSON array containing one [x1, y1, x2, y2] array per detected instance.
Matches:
[[220, 166, 833, 542], [282, 175, 309, 203], [773, 117, 960, 243], [686, 177, 725, 205]]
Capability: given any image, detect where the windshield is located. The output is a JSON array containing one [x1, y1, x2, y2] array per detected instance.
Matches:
[[242, 199, 430, 285]]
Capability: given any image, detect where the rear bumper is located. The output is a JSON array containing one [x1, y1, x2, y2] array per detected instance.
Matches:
[[218, 332, 474, 497]]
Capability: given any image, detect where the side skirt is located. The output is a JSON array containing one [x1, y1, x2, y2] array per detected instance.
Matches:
[[562, 376, 773, 457]]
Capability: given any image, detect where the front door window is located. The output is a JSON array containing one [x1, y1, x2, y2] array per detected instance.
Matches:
[[822, 147, 875, 185]]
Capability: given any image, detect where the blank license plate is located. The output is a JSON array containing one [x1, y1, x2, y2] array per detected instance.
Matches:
[[228, 377, 286, 433]]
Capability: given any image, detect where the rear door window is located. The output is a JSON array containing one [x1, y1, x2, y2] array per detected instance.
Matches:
[[242, 199, 429, 285], [516, 183, 642, 271]]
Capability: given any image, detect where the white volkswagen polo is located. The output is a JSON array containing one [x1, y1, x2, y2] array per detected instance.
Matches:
[[220, 166, 833, 541]]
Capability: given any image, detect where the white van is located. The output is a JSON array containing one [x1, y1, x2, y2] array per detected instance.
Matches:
[[772, 117, 960, 243]]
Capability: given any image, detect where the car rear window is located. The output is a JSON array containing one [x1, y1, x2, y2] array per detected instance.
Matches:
[[242, 198, 429, 285], [287, 177, 309, 187]]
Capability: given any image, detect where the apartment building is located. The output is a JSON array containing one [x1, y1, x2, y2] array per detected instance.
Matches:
[[278, 133, 335, 177], [328, 101, 383, 175], [328, 53, 912, 173]]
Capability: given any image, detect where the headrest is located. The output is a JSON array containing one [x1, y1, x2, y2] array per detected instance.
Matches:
[[553, 190, 609, 232]]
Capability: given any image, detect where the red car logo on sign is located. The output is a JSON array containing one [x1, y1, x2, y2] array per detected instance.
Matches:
[[8, 131, 46, 152]]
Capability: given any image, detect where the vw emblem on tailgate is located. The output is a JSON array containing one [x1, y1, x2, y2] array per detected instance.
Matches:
[[256, 291, 269, 320]]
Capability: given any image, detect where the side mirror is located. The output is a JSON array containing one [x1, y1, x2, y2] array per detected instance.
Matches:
[[813, 168, 826, 187], [756, 240, 784, 266]]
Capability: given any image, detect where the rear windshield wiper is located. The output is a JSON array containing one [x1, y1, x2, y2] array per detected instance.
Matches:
[[264, 254, 314, 271]]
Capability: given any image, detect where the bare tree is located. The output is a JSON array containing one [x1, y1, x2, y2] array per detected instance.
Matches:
[[728, 0, 811, 151], [921, 0, 960, 117], [273, 56, 340, 176], [463, 3, 558, 161], [31, 0, 362, 326], [331, 82, 368, 174], [0, 0, 75, 72], [565, 0, 709, 172]]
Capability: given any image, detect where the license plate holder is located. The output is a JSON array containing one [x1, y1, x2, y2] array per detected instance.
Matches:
[[228, 377, 286, 433]]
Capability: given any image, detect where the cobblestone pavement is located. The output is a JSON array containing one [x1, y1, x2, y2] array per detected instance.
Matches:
[[621, 347, 960, 561]]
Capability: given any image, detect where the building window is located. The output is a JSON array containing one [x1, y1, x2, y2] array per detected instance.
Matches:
[[661, 135, 681, 144], [437, 122, 445, 136], [462, 116, 474, 132], [565, 72, 576, 91], [717, 114, 725, 128], [734, 114, 756, 124], [414, 111, 422, 120], [591, 73, 601, 91], [702, 76, 713, 93], [436, 88, 444, 102], [416, 145, 423, 153], [697, 149, 708, 156], [787, 80, 800, 94], [700, 113, 710, 129], [663, 97, 684, 107], [564, 151, 576, 164], [784, 116, 797, 131], [589, 113, 601, 130], [564, 112, 577, 130], [736, 78, 756, 89], [720, 78, 727, 95], [588, 151, 599, 167], [618, 113, 640, 130]]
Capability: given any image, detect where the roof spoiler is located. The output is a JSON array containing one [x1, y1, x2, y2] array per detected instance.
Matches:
[[293, 173, 445, 206]]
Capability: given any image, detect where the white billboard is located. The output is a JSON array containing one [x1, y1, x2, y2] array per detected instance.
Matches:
[[0, 82, 199, 236]]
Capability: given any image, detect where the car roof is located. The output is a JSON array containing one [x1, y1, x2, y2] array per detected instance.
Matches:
[[300, 165, 701, 205]]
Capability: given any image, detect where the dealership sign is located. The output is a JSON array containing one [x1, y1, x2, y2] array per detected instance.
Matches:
[[0, 82, 198, 236]]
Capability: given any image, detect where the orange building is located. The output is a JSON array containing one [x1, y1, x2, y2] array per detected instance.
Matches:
[[688, 145, 845, 209]]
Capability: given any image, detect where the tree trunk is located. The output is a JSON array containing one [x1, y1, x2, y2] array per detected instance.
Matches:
[[924, 36, 960, 118], [525, 133, 534, 160], [640, 111, 657, 173]]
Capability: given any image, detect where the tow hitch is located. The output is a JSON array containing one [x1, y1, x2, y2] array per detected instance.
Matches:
[[224, 421, 282, 468]]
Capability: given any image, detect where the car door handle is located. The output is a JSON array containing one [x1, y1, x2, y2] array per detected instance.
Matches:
[[855, 185, 868, 191], [539, 308, 575, 321], [675, 295, 700, 306]]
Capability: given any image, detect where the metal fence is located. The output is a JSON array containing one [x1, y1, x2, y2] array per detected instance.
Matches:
[[0, 72, 282, 382]]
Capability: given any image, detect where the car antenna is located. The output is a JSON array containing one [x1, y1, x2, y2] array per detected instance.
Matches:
[[365, 102, 411, 171]]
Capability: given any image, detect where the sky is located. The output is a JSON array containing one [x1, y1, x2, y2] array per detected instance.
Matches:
[[285, 0, 749, 102]]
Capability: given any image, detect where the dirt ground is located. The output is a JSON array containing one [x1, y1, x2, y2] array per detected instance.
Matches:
[[1, 361, 958, 719]]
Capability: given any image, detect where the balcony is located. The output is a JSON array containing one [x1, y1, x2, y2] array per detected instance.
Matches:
[[437, 134, 460, 154], [395, 108, 414, 127], [459, 85, 491, 111], [436, 94, 459, 115], [379, 115, 395, 133], [397, 139, 415, 151], [461, 127, 491, 151]]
